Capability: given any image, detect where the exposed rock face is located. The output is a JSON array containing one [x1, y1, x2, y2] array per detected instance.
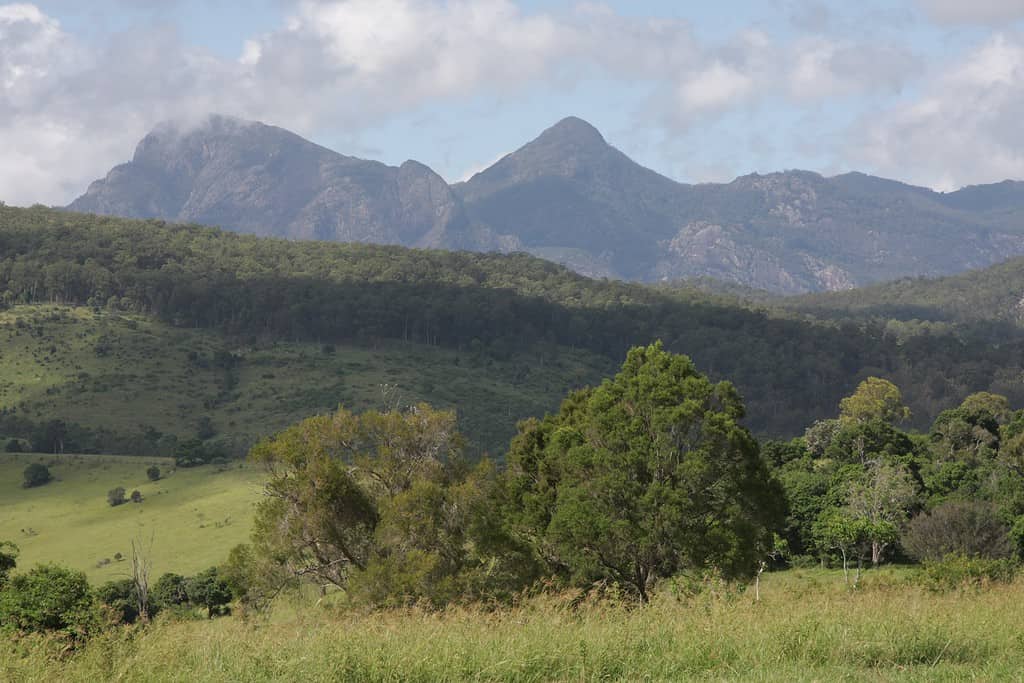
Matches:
[[68, 115, 1024, 293]]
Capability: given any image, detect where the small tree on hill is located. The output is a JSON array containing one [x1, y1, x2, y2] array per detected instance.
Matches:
[[22, 463, 52, 489], [107, 487, 126, 507], [146, 466, 161, 482], [130, 490, 143, 503]]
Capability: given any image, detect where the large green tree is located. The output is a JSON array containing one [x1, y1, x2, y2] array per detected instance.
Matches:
[[503, 342, 784, 603]]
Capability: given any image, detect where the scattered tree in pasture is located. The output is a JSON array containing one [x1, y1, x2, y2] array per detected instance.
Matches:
[[107, 487, 126, 507], [146, 466, 161, 481], [21, 463, 52, 488], [130, 490, 143, 503]]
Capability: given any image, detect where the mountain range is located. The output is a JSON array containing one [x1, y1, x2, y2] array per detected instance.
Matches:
[[67, 115, 1024, 294]]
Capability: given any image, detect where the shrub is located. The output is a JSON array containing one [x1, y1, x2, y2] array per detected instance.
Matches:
[[130, 490, 143, 503], [107, 487, 126, 507], [5, 438, 23, 453], [902, 501, 1012, 562], [0, 564, 96, 638], [0, 541, 17, 588], [95, 579, 141, 624], [22, 463, 52, 488], [146, 466, 161, 481], [186, 567, 232, 618], [919, 555, 1018, 591], [152, 573, 189, 609]]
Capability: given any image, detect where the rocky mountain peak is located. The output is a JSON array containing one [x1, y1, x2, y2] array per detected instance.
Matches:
[[533, 116, 608, 150]]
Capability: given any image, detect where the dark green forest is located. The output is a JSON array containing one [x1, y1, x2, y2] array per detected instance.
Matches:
[[4, 205, 1024, 455]]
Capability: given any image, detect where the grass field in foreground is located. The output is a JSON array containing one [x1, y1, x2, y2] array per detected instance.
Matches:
[[2, 568, 1023, 681], [0, 453, 263, 582]]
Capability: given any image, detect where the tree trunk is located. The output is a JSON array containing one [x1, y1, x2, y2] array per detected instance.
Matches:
[[871, 540, 882, 566]]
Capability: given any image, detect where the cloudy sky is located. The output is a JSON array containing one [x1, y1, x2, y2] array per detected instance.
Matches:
[[2, 0, 1024, 205]]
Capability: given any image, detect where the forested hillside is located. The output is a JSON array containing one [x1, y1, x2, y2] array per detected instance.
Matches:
[[3, 205, 1024, 452], [782, 256, 1024, 326]]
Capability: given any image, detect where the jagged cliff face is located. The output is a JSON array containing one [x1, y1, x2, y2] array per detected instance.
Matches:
[[67, 115, 1024, 293]]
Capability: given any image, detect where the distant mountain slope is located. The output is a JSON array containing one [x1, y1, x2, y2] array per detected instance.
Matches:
[[68, 115, 484, 249], [66, 115, 1024, 293], [781, 254, 1024, 325]]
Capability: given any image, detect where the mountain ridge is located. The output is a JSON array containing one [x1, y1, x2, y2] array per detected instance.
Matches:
[[66, 114, 1024, 293]]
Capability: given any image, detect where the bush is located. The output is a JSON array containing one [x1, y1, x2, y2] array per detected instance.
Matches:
[[5, 438, 23, 453], [903, 501, 1012, 562], [146, 466, 161, 481], [130, 490, 143, 503], [0, 541, 17, 588], [107, 487, 126, 507], [186, 567, 232, 618], [95, 579, 141, 624], [21, 463, 52, 488], [919, 555, 1018, 591], [152, 573, 189, 609], [0, 564, 96, 638]]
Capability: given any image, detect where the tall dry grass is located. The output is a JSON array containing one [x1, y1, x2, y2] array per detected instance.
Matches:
[[2, 569, 1022, 681]]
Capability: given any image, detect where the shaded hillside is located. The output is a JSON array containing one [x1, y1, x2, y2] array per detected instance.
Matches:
[[65, 115, 1024, 293], [5, 206, 1024, 441], [781, 255, 1024, 326]]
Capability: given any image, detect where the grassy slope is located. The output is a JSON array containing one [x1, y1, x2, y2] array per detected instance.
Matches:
[[0, 305, 611, 456], [3, 569, 1023, 681], [0, 454, 263, 582]]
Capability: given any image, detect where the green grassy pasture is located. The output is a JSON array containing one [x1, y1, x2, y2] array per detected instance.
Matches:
[[0, 305, 610, 455], [3, 569, 1024, 681], [0, 454, 263, 582]]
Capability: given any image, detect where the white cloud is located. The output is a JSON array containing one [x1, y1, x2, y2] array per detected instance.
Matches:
[[0, 1, 944, 205], [916, 0, 1024, 25], [853, 33, 1024, 190], [678, 62, 754, 113]]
